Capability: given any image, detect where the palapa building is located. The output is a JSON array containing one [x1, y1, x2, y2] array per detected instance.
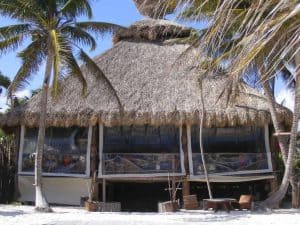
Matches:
[[0, 7, 292, 211]]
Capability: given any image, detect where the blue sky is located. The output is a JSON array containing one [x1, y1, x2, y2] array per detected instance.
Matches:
[[0, 0, 142, 92], [0, 0, 294, 111]]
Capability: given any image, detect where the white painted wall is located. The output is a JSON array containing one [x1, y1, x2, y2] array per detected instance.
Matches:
[[18, 176, 92, 206]]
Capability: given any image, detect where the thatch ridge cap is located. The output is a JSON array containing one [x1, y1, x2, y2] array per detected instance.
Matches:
[[113, 18, 192, 44]]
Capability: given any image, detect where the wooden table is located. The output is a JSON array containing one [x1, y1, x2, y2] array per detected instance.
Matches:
[[203, 198, 237, 212]]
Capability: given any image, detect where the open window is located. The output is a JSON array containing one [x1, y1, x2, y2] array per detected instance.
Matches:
[[190, 126, 271, 176], [101, 125, 182, 175], [20, 126, 90, 176]]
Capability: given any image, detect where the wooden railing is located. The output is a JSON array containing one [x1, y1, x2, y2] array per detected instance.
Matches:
[[192, 153, 270, 175], [103, 153, 181, 175]]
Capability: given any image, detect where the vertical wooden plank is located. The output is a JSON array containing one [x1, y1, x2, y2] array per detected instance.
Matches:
[[98, 124, 104, 177], [14, 126, 21, 200], [269, 178, 278, 194], [187, 125, 194, 175], [181, 124, 190, 196], [264, 124, 273, 171], [102, 179, 106, 203], [18, 125, 25, 174], [86, 126, 92, 177], [182, 180, 190, 197], [181, 125, 189, 174], [179, 126, 185, 174], [90, 126, 98, 175], [90, 126, 98, 200]]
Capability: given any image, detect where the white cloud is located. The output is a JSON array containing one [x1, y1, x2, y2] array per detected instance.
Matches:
[[0, 89, 31, 113], [276, 88, 294, 111], [0, 95, 8, 112], [14, 89, 31, 98]]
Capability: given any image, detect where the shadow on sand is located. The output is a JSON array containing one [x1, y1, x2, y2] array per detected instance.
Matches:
[[0, 210, 27, 217]]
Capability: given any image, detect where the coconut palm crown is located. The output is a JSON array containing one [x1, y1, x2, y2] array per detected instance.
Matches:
[[0, 0, 124, 211], [0, 0, 124, 98], [174, 0, 300, 209]]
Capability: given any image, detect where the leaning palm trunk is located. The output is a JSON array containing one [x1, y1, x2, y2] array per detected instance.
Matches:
[[261, 66, 300, 208], [261, 70, 298, 207], [34, 51, 53, 212], [262, 81, 289, 161], [199, 81, 213, 199]]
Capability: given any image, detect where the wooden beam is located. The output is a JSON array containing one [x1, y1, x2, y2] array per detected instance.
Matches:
[[14, 126, 21, 200], [102, 179, 106, 203], [273, 132, 300, 137], [91, 126, 98, 200], [181, 124, 190, 196], [100, 176, 184, 182]]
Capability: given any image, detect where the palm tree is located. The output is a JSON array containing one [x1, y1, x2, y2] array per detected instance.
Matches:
[[0, 71, 10, 93], [0, 0, 123, 211], [173, 0, 300, 208]]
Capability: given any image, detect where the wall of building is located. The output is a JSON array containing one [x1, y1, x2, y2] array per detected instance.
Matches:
[[18, 176, 91, 205]]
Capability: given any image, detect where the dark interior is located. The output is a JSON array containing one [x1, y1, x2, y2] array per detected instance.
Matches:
[[105, 182, 172, 212], [190, 180, 269, 202], [100, 180, 269, 212]]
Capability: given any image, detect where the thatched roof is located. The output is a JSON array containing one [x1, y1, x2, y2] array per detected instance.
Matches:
[[113, 19, 192, 43], [0, 19, 291, 128], [133, 0, 176, 19]]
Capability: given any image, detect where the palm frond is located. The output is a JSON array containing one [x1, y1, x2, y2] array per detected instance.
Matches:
[[0, 24, 31, 40], [60, 0, 93, 19], [8, 40, 45, 97], [0, 35, 25, 56], [0, 0, 44, 23], [76, 22, 125, 37], [78, 49, 123, 111], [0, 71, 11, 89], [62, 26, 96, 51]]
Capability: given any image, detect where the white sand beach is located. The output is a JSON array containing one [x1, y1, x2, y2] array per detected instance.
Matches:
[[1, 205, 300, 225]]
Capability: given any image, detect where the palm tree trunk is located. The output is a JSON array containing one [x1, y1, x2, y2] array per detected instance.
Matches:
[[34, 51, 53, 212], [199, 82, 213, 199], [262, 80, 298, 208], [262, 79, 288, 161], [261, 65, 300, 209]]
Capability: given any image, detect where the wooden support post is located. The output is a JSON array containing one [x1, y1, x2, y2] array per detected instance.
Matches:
[[269, 178, 278, 195], [102, 179, 106, 203], [14, 126, 21, 200], [296, 181, 300, 208], [91, 126, 98, 200], [182, 180, 190, 196], [181, 124, 190, 196]]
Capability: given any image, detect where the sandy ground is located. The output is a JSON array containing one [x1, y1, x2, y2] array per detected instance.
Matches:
[[1, 205, 300, 225]]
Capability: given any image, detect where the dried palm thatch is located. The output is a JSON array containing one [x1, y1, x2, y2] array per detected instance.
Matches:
[[132, 0, 177, 19], [113, 19, 192, 43], [0, 19, 291, 129]]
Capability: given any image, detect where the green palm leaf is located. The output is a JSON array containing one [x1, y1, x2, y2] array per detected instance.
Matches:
[[62, 26, 96, 51], [7, 40, 45, 96], [0, 24, 31, 40], [60, 0, 93, 19], [76, 22, 124, 36], [0, 35, 25, 56], [0, 71, 10, 89]]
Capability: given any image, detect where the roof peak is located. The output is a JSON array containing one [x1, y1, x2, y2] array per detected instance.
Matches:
[[113, 18, 192, 44]]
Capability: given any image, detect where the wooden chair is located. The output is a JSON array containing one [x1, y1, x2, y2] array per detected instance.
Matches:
[[231, 195, 254, 210]]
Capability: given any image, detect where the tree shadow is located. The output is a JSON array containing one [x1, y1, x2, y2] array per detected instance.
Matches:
[[0, 210, 27, 217]]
